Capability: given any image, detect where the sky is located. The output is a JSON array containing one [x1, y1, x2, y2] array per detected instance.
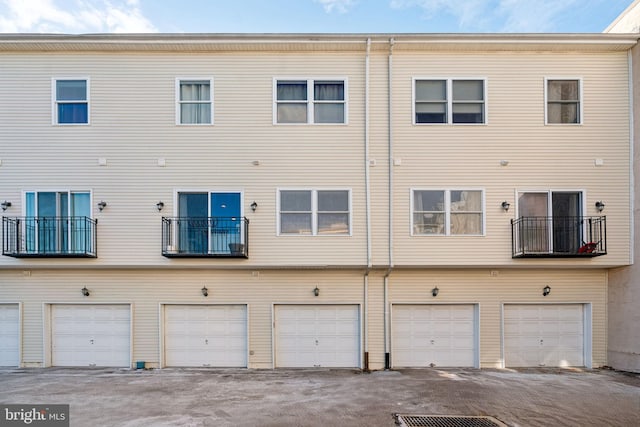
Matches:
[[0, 0, 635, 34]]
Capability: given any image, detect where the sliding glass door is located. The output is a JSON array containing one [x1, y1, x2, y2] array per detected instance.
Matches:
[[517, 191, 582, 254], [178, 192, 242, 254], [25, 191, 91, 254]]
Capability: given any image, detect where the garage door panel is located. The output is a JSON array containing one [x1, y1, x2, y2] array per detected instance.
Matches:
[[0, 304, 20, 367], [504, 304, 584, 367], [164, 305, 247, 368], [226, 322, 246, 335], [558, 322, 582, 334], [92, 322, 128, 336], [52, 305, 130, 367], [275, 305, 360, 368], [392, 305, 476, 368]]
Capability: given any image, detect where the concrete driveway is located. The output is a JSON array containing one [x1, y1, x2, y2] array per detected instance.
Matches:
[[0, 367, 638, 426]]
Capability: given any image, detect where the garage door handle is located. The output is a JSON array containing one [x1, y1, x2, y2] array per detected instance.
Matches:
[[90, 339, 94, 345], [430, 340, 435, 345], [315, 340, 319, 346], [205, 339, 209, 345]]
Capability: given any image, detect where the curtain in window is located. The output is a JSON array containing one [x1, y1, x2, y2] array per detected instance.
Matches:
[[71, 193, 91, 253], [518, 192, 549, 252], [547, 80, 579, 123], [180, 82, 211, 124], [317, 190, 349, 234], [415, 80, 446, 123], [450, 191, 482, 235], [280, 190, 312, 234], [37, 192, 58, 253], [413, 191, 445, 234], [552, 192, 582, 253], [452, 80, 484, 124], [314, 82, 344, 123], [25, 192, 36, 253], [25, 191, 90, 254], [277, 82, 307, 123]]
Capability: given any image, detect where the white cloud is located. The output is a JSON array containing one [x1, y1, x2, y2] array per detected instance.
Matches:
[[0, 0, 158, 33], [314, 0, 357, 14], [497, 0, 579, 32], [389, 0, 582, 32]]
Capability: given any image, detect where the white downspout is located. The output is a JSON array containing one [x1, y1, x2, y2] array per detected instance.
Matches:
[[388, 38, 395, 271], [628, 49, 635, 265], [365, 37, 372, 270], [384, 38, 395, 369], [363, 37, 372, 371]]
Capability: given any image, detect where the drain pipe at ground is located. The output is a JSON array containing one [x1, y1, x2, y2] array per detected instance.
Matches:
[[384, 37, 395, 370], [363, 37, 372, 372]]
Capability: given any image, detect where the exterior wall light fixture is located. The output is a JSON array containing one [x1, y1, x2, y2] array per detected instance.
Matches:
[[156, 201, 165, 211], [97, 201, 107, 211], [595, 201, 605, 212], [201, 286, 209, 297], [313, 287, 320, 297], [81, 287, 90, 297], [1, 201, 11, 211], [543, 285, 551, 297], [251, 201, 258, 212], [501, 201, 510, 211], [432, 286, 439, 297]]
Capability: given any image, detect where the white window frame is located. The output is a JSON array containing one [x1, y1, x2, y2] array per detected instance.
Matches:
[[277, 188, 352, 236], [175, 77, 214, 125], [52, 77, 90, 125], [412, 77, 487, 125], [273, 78, 348, 125], [410, 188, 485, 236], [544, 77, 583, 125]]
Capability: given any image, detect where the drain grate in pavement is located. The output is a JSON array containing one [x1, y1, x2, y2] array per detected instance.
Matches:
[[394, 414, 507, 427]]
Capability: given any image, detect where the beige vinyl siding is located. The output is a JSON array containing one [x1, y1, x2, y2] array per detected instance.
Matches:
[[368, 52, 392, 267], [3, 267, 606, 369], [0, 36, 631, 372], [2, 269, 365, 368], [390, 52, 630, 267], [388, 268, 607, 368], [0, 49, 631, 269], [364, 270, 387, 370], [0, 52, 369, 268]]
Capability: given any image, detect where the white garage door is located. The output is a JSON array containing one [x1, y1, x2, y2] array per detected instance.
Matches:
[[164, 305, 247, 367], [392, 304, 477, 368], [0, 304, 19, 367], [504, 304, 584, 367], [52, 304, 130, 367], [275, 305, 360, 368]]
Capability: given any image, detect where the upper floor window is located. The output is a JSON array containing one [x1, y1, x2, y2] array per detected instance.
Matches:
[[278, 189, 350, 235], [177, 79, 213, 124], [412, 189, 484, 236], [54, 79, 89, 124], [275, 79, 346, 124], [546, 79, 581, 124], [414, 79, 485, 124]]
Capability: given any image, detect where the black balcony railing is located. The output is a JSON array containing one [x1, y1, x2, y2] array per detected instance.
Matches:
[[511, 216, 606, 258], [162, 217, 249, 258], [2, 216, 97, 258]]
